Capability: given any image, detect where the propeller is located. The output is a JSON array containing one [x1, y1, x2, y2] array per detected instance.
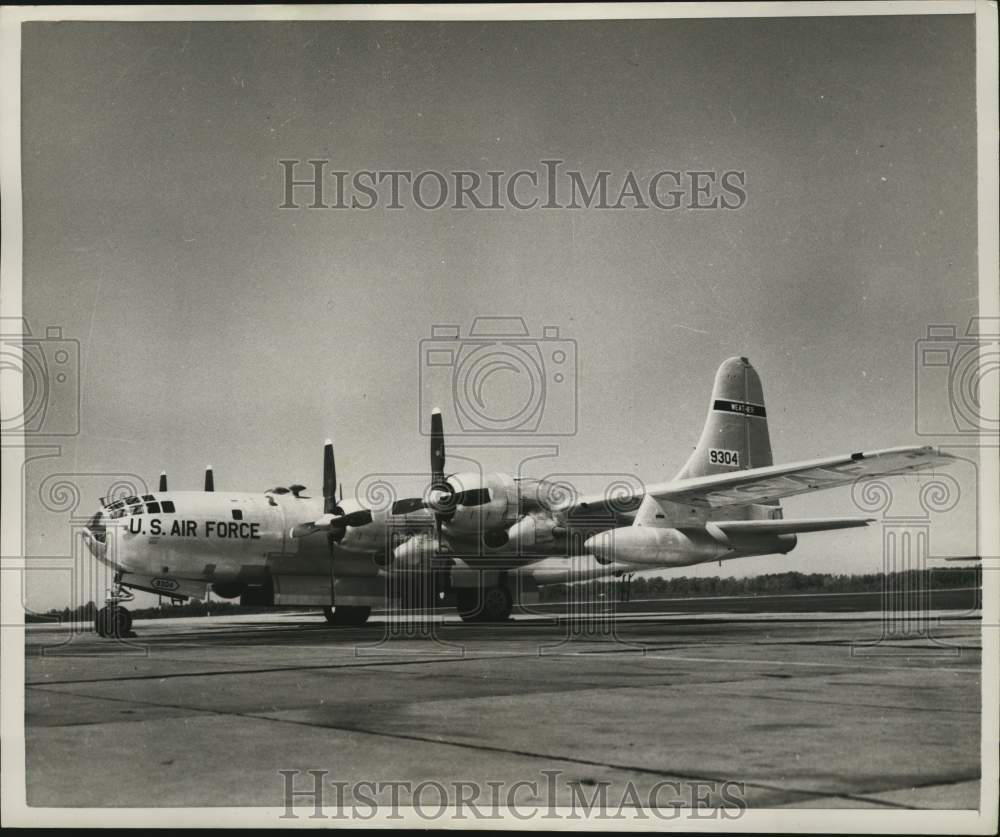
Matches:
[[322, 440, 337, 516], [289, 440, 372, 539], [390, 410, 456, 565], [158, 471, 168, 492], [322, 440, 349, 545], [426, 407, 457, 543], [431, 408, 446, 491], [204, 466, 214, 492]]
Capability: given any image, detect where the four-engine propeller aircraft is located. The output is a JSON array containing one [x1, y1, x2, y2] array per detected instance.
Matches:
[[82, 357, 953, 636]]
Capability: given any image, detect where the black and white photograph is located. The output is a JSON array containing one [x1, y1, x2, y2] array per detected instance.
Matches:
[[1, 2, 997, 830]]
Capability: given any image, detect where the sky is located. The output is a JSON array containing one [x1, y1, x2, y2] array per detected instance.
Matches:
[[16, 13, 981, 611]]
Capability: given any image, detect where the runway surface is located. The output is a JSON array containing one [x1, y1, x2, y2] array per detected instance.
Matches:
[[24, 592, 982, 814]]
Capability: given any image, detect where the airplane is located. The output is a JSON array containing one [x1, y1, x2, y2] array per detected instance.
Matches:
[[81, 356, 954, 637]]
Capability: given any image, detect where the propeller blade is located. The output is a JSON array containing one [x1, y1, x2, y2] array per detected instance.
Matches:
[[290, 509, 374, 539], [343, 509, 373, 527], [158, 471, 167, 492], [428, 408, 454, 545], [430, 408, 446, 488], [204, 466, 214, 492], [391, 496, 427, 516], [322, 439, 337, 515]]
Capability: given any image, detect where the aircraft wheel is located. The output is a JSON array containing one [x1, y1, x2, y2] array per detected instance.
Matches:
[[96, 605, 131, 637], [481, 585, 513, 622], [455, 588, 481, 622], [456, 586, 512, 623], [115, 607, 133, 636], [323, 605, 371, 626]]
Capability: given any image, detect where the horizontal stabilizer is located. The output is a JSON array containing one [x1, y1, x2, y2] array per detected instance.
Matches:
[[708, 517, 874, 538]]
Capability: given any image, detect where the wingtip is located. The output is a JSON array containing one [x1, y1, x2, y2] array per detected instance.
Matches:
[[431, 407, 441, 416], [324, 438, 333, 447]]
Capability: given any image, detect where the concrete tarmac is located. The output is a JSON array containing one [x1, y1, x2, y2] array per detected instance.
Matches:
[[24, 595, 982, 814]]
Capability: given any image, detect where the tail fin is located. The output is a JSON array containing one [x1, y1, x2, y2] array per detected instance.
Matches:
[[677, 357, 773, 480]]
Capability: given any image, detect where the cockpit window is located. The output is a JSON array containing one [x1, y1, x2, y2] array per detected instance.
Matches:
[[110, 507, 125, 519], [124, 496, 139, 505], [146, 502, 160, 514], [129, 504, 143, 516], [161, 500, 176, 514], [142, 494, 154, 502]]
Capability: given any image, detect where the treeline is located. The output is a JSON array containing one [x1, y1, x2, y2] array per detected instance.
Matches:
[[27, 567, 982, 622], [537, 567, 982, 602], [26, 599, 278, 624]]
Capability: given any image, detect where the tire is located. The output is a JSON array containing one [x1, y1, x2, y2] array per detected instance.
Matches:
[[97, 606, 131, 637], [323, 605, 371, 626], [481, 585, 513, 622], [455, 588, 481, 622], [114, 607, 132, 636], [94, 607, 108, 637], [456, 586, 512, 623], [96, 605, 131, 637]]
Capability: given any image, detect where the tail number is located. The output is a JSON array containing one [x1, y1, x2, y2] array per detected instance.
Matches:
[[709, 448, 740, 467]]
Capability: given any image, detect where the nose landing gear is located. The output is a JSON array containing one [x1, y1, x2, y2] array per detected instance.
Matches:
[[94, 577, 135, 638]]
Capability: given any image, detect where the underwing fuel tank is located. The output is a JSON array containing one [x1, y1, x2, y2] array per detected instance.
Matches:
[[584, 526, 797, 567]]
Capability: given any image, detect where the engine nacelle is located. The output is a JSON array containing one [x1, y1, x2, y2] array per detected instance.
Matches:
[[506, 513, 563, 551], [585, 526, 798, 567], [585, 526, 730, 567], [392, 533, 439, 569], [440, 472, 515, 535]]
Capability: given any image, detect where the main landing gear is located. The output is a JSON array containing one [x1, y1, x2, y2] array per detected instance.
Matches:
[[322, 605, 372, 626], [456, 584, 513, 623], [94, 578, 135, 638]]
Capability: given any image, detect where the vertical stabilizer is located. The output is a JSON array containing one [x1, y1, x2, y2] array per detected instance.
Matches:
[[677, 357, 773, 480]]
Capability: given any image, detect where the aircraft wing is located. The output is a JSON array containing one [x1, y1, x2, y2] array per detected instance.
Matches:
[[650, 445, 954, 509], [568, 446, 954, 513]]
